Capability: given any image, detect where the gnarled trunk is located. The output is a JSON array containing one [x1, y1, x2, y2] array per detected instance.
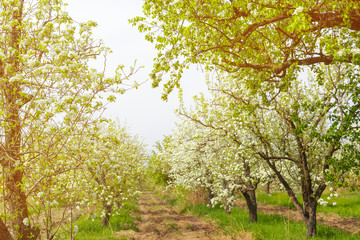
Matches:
[[303, 199, 318, 238], [242, 189, 257, 222]]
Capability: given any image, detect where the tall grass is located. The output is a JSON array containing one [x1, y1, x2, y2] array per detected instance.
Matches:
[[66, 202, 138, 240], [257, 190, 360, 219], [186, 204, 360, 240]]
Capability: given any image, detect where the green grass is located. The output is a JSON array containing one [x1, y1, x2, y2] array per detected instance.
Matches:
[[153, 187, 183, 206], [186, 204, 360, 240], [70, 202, 138, 240], [257, 190, 360, 219]]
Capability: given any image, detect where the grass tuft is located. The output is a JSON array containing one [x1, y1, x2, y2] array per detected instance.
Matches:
[[257, 190, 360, 219], [69, 202, 138, 240], [186, 204, 360, 240]]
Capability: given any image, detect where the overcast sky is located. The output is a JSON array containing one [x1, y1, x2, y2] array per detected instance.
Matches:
[[65, 0, 208, 149]]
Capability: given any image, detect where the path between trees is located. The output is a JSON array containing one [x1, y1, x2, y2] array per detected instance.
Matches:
[[236, 200, 360, 235], [116, 191, 240, 240], [114, 191, 360, 239]]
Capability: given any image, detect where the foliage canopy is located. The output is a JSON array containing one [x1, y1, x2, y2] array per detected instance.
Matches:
[[132, 0, 360, 99]]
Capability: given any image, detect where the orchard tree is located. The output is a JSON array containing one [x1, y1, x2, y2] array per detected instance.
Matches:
[[147, 136, 172, 186], [133, 1, 360, 237], [0, 1, 136, 239], [212, 64, 360, 237], [132, 0, 360, 99], [21, 119, 146, 239], [178, 95, 268, 220], [161, 121, 219, 206], [23, 124, 86, 240], [79, 120, 146, 227], [162, 107, 267, 220], [29, 121, 104, 240]]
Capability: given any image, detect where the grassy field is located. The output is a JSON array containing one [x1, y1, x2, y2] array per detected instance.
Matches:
[[256, 190, 360, 219], [62, 188, 360, 240], [68, 202, 138, 240], [155, 187, 360, 239], [186, 204, 360, 240]]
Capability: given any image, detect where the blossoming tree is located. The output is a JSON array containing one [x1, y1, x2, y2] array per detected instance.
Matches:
[[133, 1, 360, 237], [0, 1, 137, 239], [209, 64, 360, 237], [79, 120, 146, 227], [160, 96, 270, 220], [132, 0, 360, 99]]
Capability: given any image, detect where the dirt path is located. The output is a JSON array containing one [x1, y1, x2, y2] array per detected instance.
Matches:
[[117, 191, 238, 240], [236, 200, 360, 235]]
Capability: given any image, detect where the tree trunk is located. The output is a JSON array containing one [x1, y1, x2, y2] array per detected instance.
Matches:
[[265, 182, 271, 196], [207, 188, 214, 207], [101, 204, 112, 227], [5, 168, 29, 239], [0, 219, 13, 240], [3, 96, 38, 240], [225, 203, 231, 215], [303, 200, 317, 238], [3, 94, 38, 240], [242, 190, 257, 222], [2, 1, 39, 239], [116, 200, 122, 209]]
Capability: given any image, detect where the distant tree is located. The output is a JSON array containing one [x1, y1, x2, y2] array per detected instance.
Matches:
[[80, 120, 146, 227], [147, 136, 172, 186]]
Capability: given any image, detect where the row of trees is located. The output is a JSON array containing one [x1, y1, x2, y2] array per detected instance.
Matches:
[[134, 0, 360, 237], [0, 1, 146, 239], [13, 119, 146, 240], [151, 64, 360, 237]]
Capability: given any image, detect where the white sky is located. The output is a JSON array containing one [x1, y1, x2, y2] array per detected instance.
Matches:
[[65, 0, 208, 150]]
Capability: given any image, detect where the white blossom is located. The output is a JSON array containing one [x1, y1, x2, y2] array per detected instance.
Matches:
[[337, 49, 346, 57], [293, 6, 304, 15], [23, 218, 29, 226], [37, 192, 44, 198]]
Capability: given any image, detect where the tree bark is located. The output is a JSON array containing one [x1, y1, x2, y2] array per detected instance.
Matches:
[[207, 188, 214, 207], [116, 200, 122, 209], [101, 204, 112, 227], [303, 199, 318, 238], [3, 72, 38, 240], [242, 190, 257, 222], [1, 2, 39, 239], [265, 182, 271, 196], [3, 84, 38, 240], [0, 219, 13, 240], [225, 203, 231, 215]]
